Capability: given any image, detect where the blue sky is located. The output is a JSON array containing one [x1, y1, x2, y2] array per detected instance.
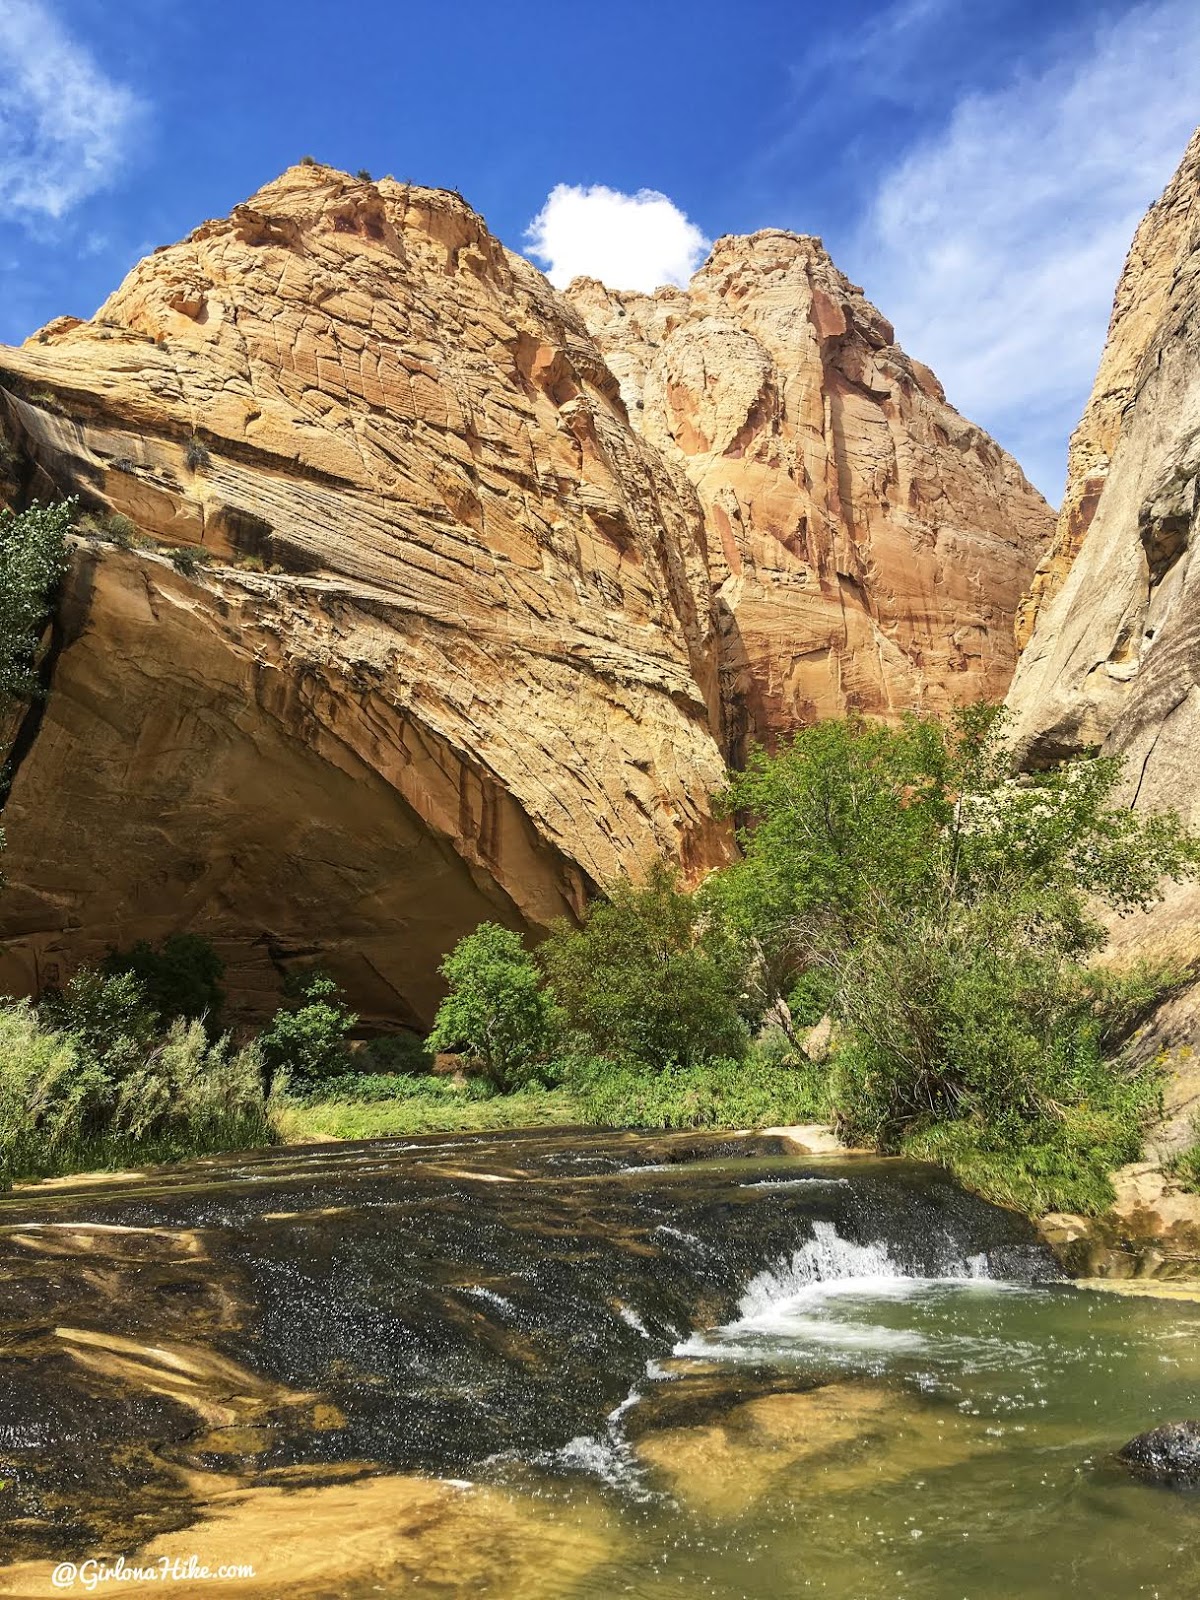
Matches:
[[2, 0, 1199, 503]]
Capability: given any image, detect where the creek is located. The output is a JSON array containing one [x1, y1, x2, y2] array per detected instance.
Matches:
[[0, 1128, 1196, 1597]]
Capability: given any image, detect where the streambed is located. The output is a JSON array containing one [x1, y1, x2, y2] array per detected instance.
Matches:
[[0, 1128, 1195, 1597]]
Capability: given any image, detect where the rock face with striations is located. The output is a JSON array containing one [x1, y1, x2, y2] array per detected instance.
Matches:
[[0, 165, 729, 1023], [1015, 132, 1200, 650], [0, 166, 1052, 1022], [1007, 127, 1200, 1088], [569, 238, 1052, 759]]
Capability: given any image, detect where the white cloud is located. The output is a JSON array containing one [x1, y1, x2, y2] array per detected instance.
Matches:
[[851, 0, 1200, 502], [525, 183, 710, 294], [0, 0, 144, 220]]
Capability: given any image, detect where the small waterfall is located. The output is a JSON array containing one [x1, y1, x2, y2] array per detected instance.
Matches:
[[678, 1219, 1024, 1364], [736, 1219, 991, 1322]]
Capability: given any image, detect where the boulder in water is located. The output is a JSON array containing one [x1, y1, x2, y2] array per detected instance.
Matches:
[[1119, 1421, 1200, 1485]]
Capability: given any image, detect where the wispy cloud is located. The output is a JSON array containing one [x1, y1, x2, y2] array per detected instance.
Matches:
[[525, 183, 710, 294], [0, 0, 144, 220], [849, 0, 1200, 501]]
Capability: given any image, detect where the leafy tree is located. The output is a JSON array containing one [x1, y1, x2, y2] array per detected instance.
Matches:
[[103, 933, 225, 1029], [719, 705, 1198, 978], [428, 922, 557, 1091], [258, 973, 356, 1090], [0, 500, 72, 703], [540, 863, 749, 1071], [714, 707, 1200, 1187]]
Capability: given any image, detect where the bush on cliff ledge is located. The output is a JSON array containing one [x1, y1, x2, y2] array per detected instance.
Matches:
[[0, 499, 71, 705]]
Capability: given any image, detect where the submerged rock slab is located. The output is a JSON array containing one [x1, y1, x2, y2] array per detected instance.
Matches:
[[0, 1475, 619, 1600], [0, 1129, 1052, 1567]]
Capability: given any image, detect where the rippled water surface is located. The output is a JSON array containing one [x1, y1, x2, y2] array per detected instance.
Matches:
[[0, 1129, 1196, 1598]]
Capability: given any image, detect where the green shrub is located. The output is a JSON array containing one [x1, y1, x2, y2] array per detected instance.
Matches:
[[569, 1056, 832, 1132], [259, 973, 356, 1089], [827, 923, 1175, 1149], [568, 1052, 829, 1132], [103, 933, 225, 1030], [0, 1004, 106, 1172], [1170, 1147, 1200, 1193], [38, 968, 158, 1076], [356, 168, 373, 182], [77, 510, 138, 549], [540, 863, 748, 1071], [709, 707, 1198, 1201], [185, 437, 211, 472], [428, 923, 558, 1091], [1166, 1111, 1200, 1195], [168, 544, 212, 577], [0, 1001, 276, 1180], [786, 968, 839, 1030], [110, 1020, 272, 1154], [901, 1092, 1159, 1216]]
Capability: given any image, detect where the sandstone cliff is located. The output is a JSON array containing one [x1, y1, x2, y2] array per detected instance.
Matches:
[[569, 238, 1052, 758], [0, 165, 730, 1023], [1007, 126, 1200, 1167], [0, 166, 1051, 1022], [1015, 130, 1200, 649]]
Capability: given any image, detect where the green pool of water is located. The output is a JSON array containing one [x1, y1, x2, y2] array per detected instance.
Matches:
[[504, 1246, 1200, 1598]]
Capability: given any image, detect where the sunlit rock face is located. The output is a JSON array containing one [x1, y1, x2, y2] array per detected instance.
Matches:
[[0, 166, 1051, 1020], [1015, 130, 1200, 651], [0, 165, 730, 1022], [1007, 128, 1200, 1068], [569, 237, 1052, 760]]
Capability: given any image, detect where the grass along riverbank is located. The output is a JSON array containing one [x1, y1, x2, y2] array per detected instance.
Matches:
[[274, 1053, 828, 1143], [277, 1085, 580, 1141]]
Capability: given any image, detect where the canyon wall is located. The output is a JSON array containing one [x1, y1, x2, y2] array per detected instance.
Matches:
[[1008, 128, 1200, 1131], [0, 165, 1051, 1021], [0, 166, 730, 1023], [1015, 131, 1200, 650], [569, 237, 1051, 759]]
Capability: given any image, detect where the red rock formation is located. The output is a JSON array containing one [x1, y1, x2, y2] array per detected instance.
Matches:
[[0, 165, 729, 1022], [569, 234, 1052, 758], [0, 168, 1054, 1020]]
